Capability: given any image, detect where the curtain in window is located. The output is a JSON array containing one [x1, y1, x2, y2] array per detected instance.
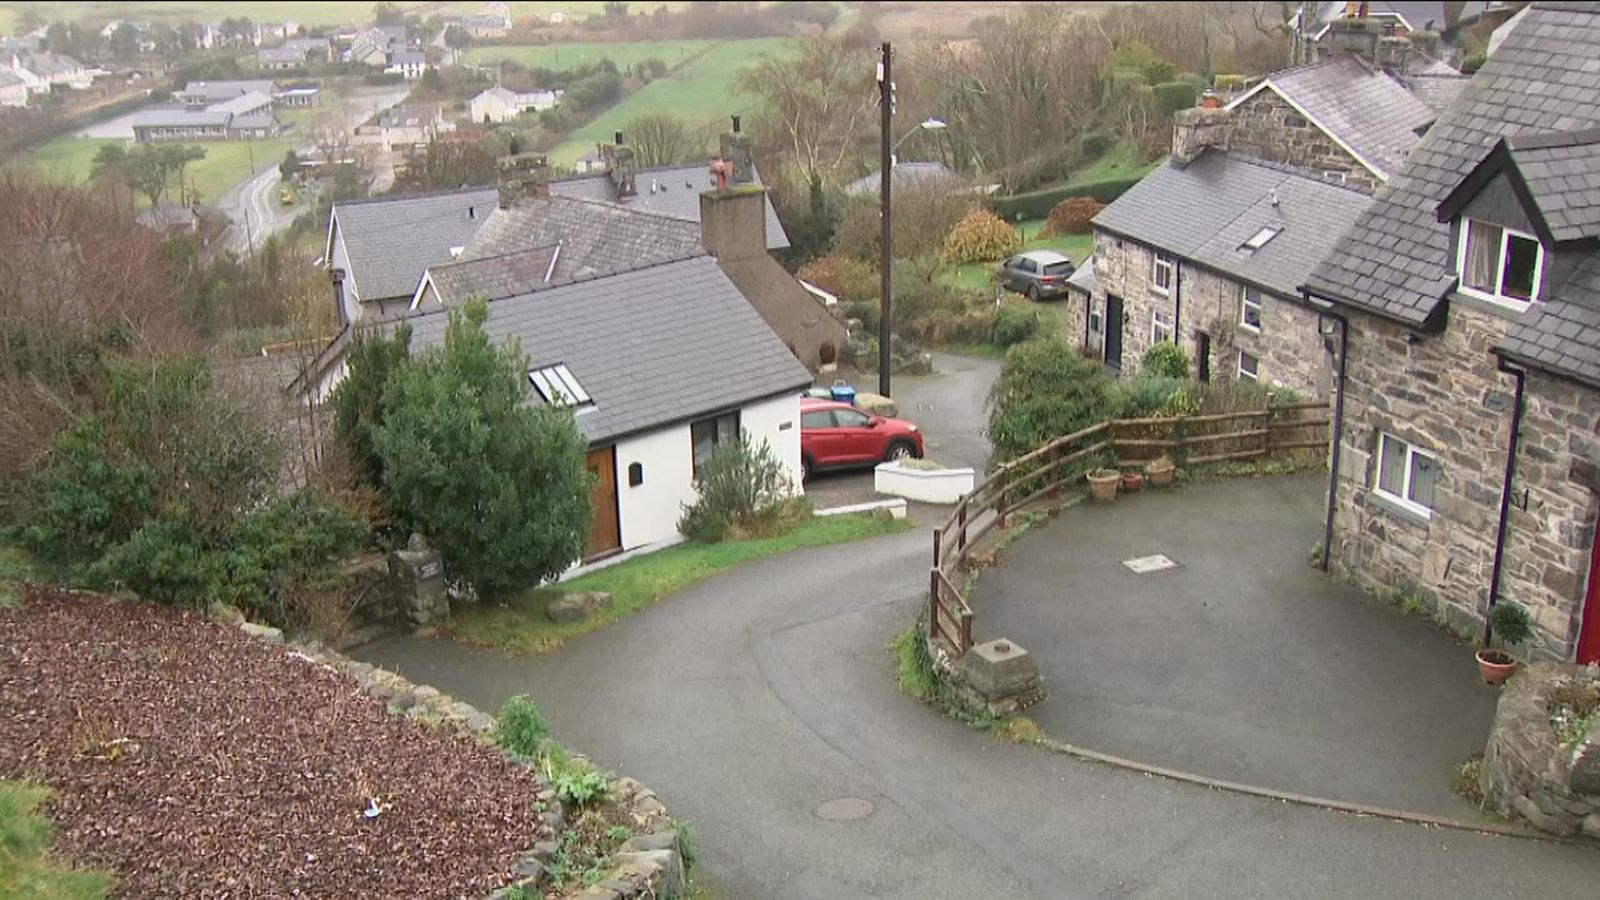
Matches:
[[1408, 452, 1438, 509], [1377, 435, 1406, 497], [1462, 221, 1500, 293]]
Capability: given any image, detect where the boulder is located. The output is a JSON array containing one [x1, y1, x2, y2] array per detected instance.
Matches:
[[239, 622, 283, 644], [855, 392, 898, 418], [546, 591, 612, 623]]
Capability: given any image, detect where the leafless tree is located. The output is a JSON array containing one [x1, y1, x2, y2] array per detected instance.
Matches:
[[626, 113, 701, 168], [739, 34, 878, 190]]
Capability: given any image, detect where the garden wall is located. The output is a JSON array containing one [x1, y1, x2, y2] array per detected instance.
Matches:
[[1481, 663, 1600, 840]]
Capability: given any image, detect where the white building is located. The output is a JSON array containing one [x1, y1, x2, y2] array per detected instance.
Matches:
[[0, 69, 28, 107], [469, 86, 563, 123]]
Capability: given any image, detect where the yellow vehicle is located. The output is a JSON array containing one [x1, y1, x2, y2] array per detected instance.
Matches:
[[279, 187, 293, 206]]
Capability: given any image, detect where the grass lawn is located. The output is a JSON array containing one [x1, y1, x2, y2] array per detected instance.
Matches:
[[449, 511, 913, 654], [943, 223, 1094, 292], [1065, 139, 1155, 186], [549, 36, 793, 166], [466, 39, 720, 72], [18, 134, 292, 204], [0, 781, 110, 899]]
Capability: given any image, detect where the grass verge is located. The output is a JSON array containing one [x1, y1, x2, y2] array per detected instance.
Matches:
[[450, 512, 913, 654], [0, 781, 111, 899], [0, 544, 40, 609]]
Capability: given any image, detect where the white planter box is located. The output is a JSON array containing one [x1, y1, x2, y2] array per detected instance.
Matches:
[[874, 461, 976, 504]]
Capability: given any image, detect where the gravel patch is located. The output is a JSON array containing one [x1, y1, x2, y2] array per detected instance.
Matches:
[[0, 588, 551, 898]]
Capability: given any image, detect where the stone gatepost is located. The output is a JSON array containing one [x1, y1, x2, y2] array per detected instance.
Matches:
[[954, 639, 1045, 718], [389, 546, 447, 627]]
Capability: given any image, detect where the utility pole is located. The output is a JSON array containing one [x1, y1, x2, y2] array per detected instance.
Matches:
[[877, 41, 893, 397]]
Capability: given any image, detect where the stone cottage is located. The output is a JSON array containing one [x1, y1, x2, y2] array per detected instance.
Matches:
[[1304, 0, 1600, 664]]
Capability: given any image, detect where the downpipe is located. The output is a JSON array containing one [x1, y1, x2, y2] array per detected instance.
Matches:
[[1317, 307, 1348, 574], [1483, 357, 1527, 646]]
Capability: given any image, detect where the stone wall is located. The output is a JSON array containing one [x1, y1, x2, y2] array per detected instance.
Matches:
[[1330, 303, 1600, 660], [1171, 93, 1380, 193], [1481, 663, 1600, 839]]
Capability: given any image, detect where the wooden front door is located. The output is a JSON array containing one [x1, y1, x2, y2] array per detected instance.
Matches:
[[585, 446, 621, 561], [1104, 294, 1124, 371], [1578, 515, 1600, 664]]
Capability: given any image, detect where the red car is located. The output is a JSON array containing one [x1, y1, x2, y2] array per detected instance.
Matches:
[[799, 398, 924, 481]]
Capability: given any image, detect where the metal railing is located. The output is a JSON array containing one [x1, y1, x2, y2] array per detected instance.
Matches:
[[928, 402, 1330, 657]]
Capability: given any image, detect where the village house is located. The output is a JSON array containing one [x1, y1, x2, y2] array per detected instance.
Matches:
[[347, 27, 393, 67], [257, 46, 308, 70], [6, 51, 92, 94], [0, 69, 28, 107], [352, 102, 455, 152], [385, 50, 429, 80], [469, 85, 564, 123], [1304, 0, 1600, 665], [131, 91, 283, 143]]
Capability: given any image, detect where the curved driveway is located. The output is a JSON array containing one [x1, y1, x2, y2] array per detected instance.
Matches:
[[354, 528, 1599, 898]]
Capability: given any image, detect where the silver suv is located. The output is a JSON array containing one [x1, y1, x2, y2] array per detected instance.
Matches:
[[996, 249, 1075, 300]]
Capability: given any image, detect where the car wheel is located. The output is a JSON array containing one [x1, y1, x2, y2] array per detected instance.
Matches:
[[885, 440, 916, 462], [1027, 284, 1041, 301], [801, 455, 813, 482]]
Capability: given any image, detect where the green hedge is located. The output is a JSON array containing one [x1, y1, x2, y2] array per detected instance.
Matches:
[[989, 175, 1147, 222]]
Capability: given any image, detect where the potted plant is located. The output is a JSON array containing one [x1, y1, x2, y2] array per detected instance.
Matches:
[[1476, 601, 1532, 685], [818, 340, 838, 374], [1086, 467, 1120, 503], [1121, 470, 1144, 492], [1145, 454, 1175, 488]]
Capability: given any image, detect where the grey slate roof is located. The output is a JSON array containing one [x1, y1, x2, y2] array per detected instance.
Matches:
[[1505, 129, 1600, 243], [211, 91, 272, 115], [1093, 151, 1373, 299], [463, 195, 706, 277], [424, 244, 561, 306], [404, 256, 811, 444], [331, 188, 498, 302], [1065, 258, 1097, 296], [181, 79, 276, 101], [1404, 72, 1470, 114], [1246, 54, 1437, 180], [843, 161, 961, 196], [549, 163, 790, 250], [1306, 2, 1600, 325], [1498, 255, 1600, 388]]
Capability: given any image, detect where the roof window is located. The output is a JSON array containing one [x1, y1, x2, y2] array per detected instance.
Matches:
[[1241, 226, 1282, 251], [529, 363, 593, 409]]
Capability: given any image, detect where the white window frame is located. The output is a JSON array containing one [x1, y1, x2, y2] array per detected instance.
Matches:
[[1151, 253, 1174, 296], [1241, 226, 1281, 250], [1237, 350, 1259, 382], [1150, 309, 1174, 345], [1240, 285, 1263, 333], [1454, 217, 1545, 311], [1373, 432, 1437, 519]]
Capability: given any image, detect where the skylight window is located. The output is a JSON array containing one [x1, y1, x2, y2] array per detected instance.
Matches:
[[1241, 226, 1281, 251], [529, 363, 592, 408]]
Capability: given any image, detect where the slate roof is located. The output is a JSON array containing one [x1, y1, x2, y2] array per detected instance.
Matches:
[[1404, 72, 1471, 114], [1306, 2, 1600, 326], [422, 244, 562, 306], [843, 161, 962, 196], [1065, 258, 1097, 296], [1235, 54, 1437, 181], [549, 163, 790, 250], [1498, 256, 1600, 388], [463, 194, 707, 276], [404, 256, 811, 444], [181, 79, 276, 101], [132, 107, 231, 128], [330, 188, 499, 302], [257, 47, 306, 64], [1093, 151, 1373, 300], [1504, 129, 1600, 243], [211, 91, 272, 115]]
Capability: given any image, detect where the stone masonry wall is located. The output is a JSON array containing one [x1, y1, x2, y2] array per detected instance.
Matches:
[[1481, 663, 1600, 839], [1331, 303, 1600, 660], [1224, 90, 1381, 193]]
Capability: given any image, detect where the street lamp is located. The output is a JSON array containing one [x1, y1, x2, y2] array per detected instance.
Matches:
[[891, 118, 946, 157]]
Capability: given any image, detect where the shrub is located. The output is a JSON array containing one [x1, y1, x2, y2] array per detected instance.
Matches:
[[552, 761, 610, 807], [840, 300, 879, 335], [797, 255, 878, 304], [1113, 376, 1197, 419], [330, 324, 414, 492], [1141, 342, 1189, 379], [1074, 130, 1117, 163], [371, 300, 591, 600], [1153, 80, 1200, 114], [992, 304, 1042, 348], [987, 339, 1116, 465], [942, 210, 1022, 264], [677, 434, 793, 543], [496, 695, 549, 758], [1487, 602, 1532, 647], [1040, 196, 1106, 237], [1213, 73, 1247, 92]]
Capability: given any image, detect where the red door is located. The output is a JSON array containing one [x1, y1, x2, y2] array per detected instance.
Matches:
[[1579, 516, 1600, 664]]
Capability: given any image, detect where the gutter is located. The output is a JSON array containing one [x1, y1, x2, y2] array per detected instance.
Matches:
[[1484, 356, 1528, 646], [1300, 287, 1348, 573]]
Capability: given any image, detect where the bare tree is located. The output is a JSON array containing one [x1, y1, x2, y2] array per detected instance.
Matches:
[[738, 34, 878, 189], [626, 113, 698, 168]]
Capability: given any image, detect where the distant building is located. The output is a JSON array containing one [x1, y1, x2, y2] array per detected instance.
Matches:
[[179, 79, 278, 107], [385, 50, 429, 81], [469, 85, 562, 123], [347, 27, 391, 67], [131, 92, 283, 143], [0, 69, 28, 107], [257, 46, 307, 70], [275, 84, 320, 107], [6, 52, 92, 94]]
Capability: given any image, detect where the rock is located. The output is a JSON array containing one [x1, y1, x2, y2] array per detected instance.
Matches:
[[1570, 739, 1600, 795], [389, 692, 415, 711], [514, 855, 545, 879], [465, 712, 496, 734], [531, 841, 558, 861], [542, 808, 565, 831], [623, 832, 677, 853], [578, 888, 620, 900], [411, 685, 440, 702], [546, 591, 611, 623], [855, 392, 898, 418], [615, 849, 681, 898], [1584, 812, 1600, 839], [1513, 794, 1581, 837], [238, 622, 283, 644]]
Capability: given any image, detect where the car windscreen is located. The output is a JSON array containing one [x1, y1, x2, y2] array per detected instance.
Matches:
[[1042, 262, 1074, 277]]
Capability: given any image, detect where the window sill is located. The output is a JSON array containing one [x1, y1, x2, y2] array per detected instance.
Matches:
[[1366, 490, 1433, 527], [1449, 289, 1531, 322]]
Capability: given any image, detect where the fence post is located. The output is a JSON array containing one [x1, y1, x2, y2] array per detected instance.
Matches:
[[996, 468, 1009, 528], [957, 503, 968, 554], [960, 610, 972, 653], [1048, 442, 1061, 499], [929, 568, 940, 641], [932, 528, 942, 569]]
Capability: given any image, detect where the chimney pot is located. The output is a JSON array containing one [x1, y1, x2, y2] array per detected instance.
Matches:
[[731, 114, 741, 134], [614, 130, 624, 145]]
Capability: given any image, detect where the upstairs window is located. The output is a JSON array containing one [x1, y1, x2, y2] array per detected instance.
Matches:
[[1240, 286, 1263, 333], [529, 363, 592, 409], [1151, 254, 1174, 295], [1456, 218, 1543, 309]]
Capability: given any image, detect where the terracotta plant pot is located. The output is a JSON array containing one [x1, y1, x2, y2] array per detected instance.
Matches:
[[1086, 468, 1120, 503], [1121, 471, 1144, 492], [1145, 460, 1175, 488], [1475, 648, 1520, 685]]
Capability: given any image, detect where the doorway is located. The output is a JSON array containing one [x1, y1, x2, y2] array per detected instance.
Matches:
[[1579, 514, 1600, 664], [1104, 294, 1124, 371], [1196, 331, 1212, 382], [585, 446, 621, 560]]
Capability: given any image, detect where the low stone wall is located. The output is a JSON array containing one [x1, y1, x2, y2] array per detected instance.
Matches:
[[232, 619, 688, 898], [1480, 663, 1600, 840]]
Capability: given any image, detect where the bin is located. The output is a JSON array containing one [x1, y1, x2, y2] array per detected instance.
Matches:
[[829, 380, 857, 406]]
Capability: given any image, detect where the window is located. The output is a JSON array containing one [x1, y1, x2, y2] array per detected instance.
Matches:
[[528, 363, 592, 408], [1151, 310, 1173, 345], [1241, 226, 1281, 251], [691, 411, 740, 473], [1015, 258, 1038, 274], [1240, 286, 1263, 333], [1237, 350, 1259, 382], [1374, 433, 1438, 517], [1042, 261, 1074, 277], [1456, 218, 1544, 308], [833, 408, 872, 428], [1152, 254, 1174, 295], [800, 410, 833, 429]]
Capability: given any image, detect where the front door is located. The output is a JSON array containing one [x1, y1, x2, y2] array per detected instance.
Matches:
[[1196, 331, 1211, 382], [1104, 294, 1124, 371], [1579, 515, 1600, 664], [585, 446, 621, 560]]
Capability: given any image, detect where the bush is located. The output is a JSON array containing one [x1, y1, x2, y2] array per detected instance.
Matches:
[[987, 339, 1117, 465], [988, 175, 1146, 221], [677, 434, 793, 543], [942, 210, 1022, 264], [839, 299, 879, 334], [1141, 342, 1189, 379], [992, 304, 1042, 348], [371, 300, 592, 599], [1488, 601, 1532, 646], [1040, 196, 1106, 237], [496, 695, 549, 758], [797, 255, 878, 303], [1153, 80, 1200, 115], [1213, 73, 1247, 92], [1113, 376, 1197, 419], [1074, 130, 1118, 163]]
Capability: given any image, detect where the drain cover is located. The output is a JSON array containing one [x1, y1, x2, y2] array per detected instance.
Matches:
[[814, 797, 874, 821], [1122, 553, 1178, 574]]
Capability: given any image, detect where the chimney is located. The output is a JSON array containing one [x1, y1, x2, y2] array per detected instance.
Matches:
[[1200, 88, 1221, 110], [1170, 106, 1230, 166], [601, 132, 637, 198], [718, 115, 755, 185], [496, 151, 550, 209], [699, 185, 767, 263], [330, 268, 349, 326]]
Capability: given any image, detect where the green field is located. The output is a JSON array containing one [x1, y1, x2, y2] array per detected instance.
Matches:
[[21, 134, 292, 204], [1065, 140, 1150, 186], [465, 39, 718, 71], [0, 1, 687, 31], [550, 36, 793, 166]]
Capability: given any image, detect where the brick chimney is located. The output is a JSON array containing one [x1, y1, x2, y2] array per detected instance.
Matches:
[[1171, 106, 1230, 166], [601, 130, 637, 198], [496, 151, 549, 209], [699, 185, 767, 263], [718, 115, 755, 185]]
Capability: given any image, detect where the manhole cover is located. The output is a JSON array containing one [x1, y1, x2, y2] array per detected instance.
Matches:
[[1122, 553, 1178, 574], [814, 797, 875, 821]]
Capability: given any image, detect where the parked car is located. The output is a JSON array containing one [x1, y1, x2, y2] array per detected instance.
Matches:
[[798, 398, 923, 481], [996, 249, 1075, 300]]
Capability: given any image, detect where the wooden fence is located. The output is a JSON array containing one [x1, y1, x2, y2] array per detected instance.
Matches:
[[928, 402, 1329, 656]]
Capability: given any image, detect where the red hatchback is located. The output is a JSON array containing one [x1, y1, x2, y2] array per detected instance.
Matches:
[[799, 398, 924, 481]]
